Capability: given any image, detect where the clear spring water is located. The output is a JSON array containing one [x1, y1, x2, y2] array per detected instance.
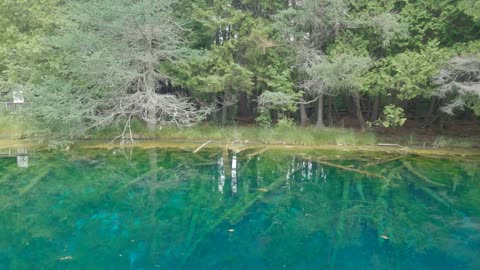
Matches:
[[0, 147, 479, 269]]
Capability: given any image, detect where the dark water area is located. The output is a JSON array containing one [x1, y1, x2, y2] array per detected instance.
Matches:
[[0, 147, 479, 269]]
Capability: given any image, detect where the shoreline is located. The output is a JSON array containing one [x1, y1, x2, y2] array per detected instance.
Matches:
[[80, 139, 480, 158], [2, 138, 479, 159]]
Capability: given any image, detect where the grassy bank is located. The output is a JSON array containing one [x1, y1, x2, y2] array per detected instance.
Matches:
[[1, 113, 478, 149], [0, 113, 28, 139], [142, 125, 377, 146], [92, 122, 479, 149]]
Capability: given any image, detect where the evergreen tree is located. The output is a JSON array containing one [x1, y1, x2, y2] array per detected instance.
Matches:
[[27, 0, 209, 139]]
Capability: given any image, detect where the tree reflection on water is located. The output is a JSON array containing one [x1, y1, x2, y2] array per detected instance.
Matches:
[[0, 148, 479, 269]]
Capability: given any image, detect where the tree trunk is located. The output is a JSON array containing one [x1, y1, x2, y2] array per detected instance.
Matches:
[[345, 96, 353, 114], [215, 29, 221, 45], [221, 91, 229, 125], [414, 98, 423, 122], [300, 102, 309, 126], [438, 98, 448, 128], [146, 68, 157, 132], [386, 91, 394, 105], [271, 109, 278, 124], [237, 91, 249, 119], [316, 95, 325, 128], [427, 97, 437, 120], [333, 99, 340, 121], [328, 96, 334, 126], [370, 94, 380, 121], [146, 88, 157, 132], [352, 92, 365, 130], [146, 27, 157, 132], [221, 103, 228, 125]]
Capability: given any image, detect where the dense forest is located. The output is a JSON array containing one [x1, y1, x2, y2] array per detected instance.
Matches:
[[1, 0, 480, 138]]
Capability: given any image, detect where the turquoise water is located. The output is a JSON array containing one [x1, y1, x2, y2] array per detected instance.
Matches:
[[0, 147, 479, 269]]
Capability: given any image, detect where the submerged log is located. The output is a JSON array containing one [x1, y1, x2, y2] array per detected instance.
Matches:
[[19, 170, 50, 195], [310, 159, 387, 180], [402, 161, 447, 187], [117, 167, 165, 191], [418, 186, 451, 208], [193, 141, 211, 153], [247, 147, 269, 158], [363, 156, 405, 168], [179, 175, 285, 268]]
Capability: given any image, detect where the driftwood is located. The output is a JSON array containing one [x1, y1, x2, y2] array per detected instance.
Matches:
[[402, 161, 447, 187], [377, 143, 403, 147]]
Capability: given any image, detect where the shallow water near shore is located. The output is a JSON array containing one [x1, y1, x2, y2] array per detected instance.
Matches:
[[0, 147, 479, 269]]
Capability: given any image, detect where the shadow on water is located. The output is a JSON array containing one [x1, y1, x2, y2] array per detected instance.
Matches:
[[0, 147, 479, 269]]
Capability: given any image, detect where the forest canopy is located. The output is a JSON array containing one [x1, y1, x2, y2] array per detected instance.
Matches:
[[1, 0, 480, 137]]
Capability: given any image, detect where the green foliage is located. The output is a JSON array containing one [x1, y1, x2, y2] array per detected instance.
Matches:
[[20, 0, 210, 138], [257, 91, 298, 113], [255, 112, 272, 127], [398, 1, 480, 49], [0, 0, 64, 86], [1, 0, 480, 138], [309, 53, 372, 94], [460, 0, 480, 21], [277, 117, 295, 128], [256, 91, 299, 126], [385, 105, 407, 128], [366, 42, 453, 98], [371, 105, 407, 128]]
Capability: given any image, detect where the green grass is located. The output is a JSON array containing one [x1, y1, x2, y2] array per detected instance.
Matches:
[[94, 123, 480, 149], [1, 114, 476, 149], [379, 132, 478, 149], [0, 113, 27, 139], [431, 136, 477, 149], [93, 122, 377, 146]]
